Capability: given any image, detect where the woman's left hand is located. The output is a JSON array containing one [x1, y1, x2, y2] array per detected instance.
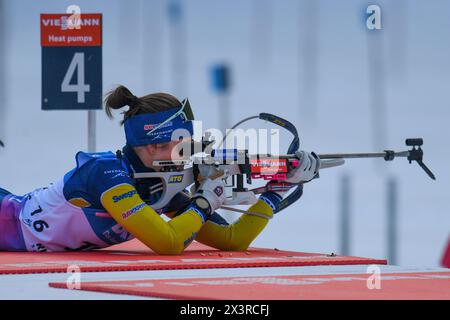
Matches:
[[285, 151, 321, 184]]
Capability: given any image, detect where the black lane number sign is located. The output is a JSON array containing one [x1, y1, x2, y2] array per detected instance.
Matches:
[[40, 13, 102, 110]]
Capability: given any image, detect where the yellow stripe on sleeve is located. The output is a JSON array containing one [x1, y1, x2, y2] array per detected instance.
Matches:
[[195, 199, 273, 251], [101, 183, 204, 255]]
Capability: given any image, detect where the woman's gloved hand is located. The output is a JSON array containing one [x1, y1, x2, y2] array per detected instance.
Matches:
[[285, 151, 321, 184], [192, 176, 226, 216]]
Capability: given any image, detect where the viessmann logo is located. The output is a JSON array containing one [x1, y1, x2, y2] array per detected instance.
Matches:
[[251, 159, 286, 168], [41, 17, 101, 30]]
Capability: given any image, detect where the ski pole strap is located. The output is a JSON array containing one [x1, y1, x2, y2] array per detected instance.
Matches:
[[259, 113, 300, 154], [257, 113, 304, 214], [274, 183, 304, 214]]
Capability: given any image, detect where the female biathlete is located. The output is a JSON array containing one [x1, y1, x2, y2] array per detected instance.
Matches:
[[0, 86, 320, 254]]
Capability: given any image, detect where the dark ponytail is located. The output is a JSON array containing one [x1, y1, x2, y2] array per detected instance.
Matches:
[[104, 85, 183, 125]]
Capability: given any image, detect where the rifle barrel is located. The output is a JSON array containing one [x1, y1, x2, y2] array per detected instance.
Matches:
[[317, 151, 409, 160]]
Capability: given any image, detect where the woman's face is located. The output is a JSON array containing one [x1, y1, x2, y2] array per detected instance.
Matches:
[[154, 140, 182, 160], [146, 137, 192, 171]]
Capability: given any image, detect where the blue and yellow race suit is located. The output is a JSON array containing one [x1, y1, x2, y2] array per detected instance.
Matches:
[[0, 144, 282, 254]]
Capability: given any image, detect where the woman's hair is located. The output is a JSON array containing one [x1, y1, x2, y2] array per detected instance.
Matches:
[[104, 85, 182, 125]]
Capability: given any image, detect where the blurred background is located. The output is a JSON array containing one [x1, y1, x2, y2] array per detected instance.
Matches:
[[0, 0, 448, 267]]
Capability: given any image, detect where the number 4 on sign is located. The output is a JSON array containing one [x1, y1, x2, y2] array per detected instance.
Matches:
[[61, 52, 90, 103]]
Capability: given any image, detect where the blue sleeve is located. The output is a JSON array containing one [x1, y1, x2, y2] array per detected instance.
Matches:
[[259, 191, 283, 212], [87, 159, 135, 206]]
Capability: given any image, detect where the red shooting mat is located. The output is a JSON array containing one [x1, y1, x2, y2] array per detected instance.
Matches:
[[49, 272, 450, 300], [0, 239, 386, 275]]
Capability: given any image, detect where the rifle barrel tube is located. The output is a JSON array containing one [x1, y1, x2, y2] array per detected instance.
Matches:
[[317, 151, 410, 160], [245, 150, 410, 160]]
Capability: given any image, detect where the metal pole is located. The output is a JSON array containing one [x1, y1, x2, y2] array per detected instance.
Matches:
[[118, 1, 141, 55], [218, 92, 230, 139], [117, 0, 143, 92], [388, 0, 408, 81], [218, 90, 235, 221], [168, 0, 187, 98], [387, 176, 398, 264], [339, 173, 351, 255], [366, 8, 388, 171], [298, 0, 319, 125], [142, 0, 163, 91], [211, 64, 231, 142], [87, 110, 96, 152], [249, 0, 272, 74]]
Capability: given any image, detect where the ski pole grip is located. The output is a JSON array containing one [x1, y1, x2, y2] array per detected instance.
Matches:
[[405, 138, 423, 146]]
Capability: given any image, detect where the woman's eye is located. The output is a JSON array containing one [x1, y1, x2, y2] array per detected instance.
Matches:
[[159, 143, 170, 150]]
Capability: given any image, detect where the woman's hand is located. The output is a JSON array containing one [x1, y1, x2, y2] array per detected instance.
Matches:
[[285, 151, 321, 184], [192, 177, 226, 216]]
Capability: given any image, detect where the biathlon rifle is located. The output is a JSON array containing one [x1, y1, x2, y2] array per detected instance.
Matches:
[[132, 114, 435, 215]]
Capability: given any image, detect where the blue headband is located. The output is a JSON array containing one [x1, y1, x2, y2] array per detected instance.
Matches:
[[124, 107, 193, 146]]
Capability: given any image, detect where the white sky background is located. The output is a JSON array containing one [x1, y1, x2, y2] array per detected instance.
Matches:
[[0, 0, 449, 267]]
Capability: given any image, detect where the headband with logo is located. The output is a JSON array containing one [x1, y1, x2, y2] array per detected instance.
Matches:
[[124, 102, 194, 146]]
